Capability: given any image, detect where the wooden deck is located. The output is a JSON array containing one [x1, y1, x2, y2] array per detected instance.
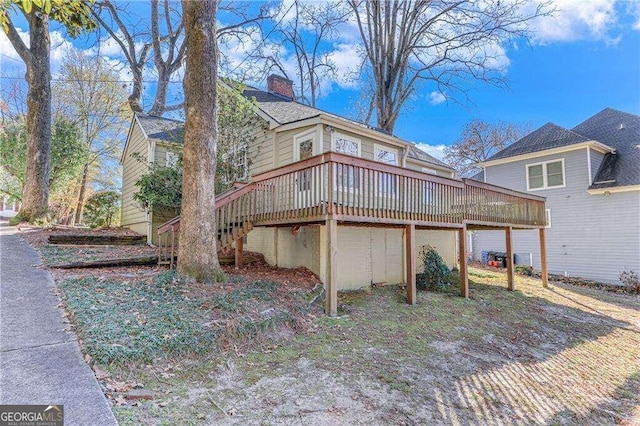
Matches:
[[158, 152, 549, 315]]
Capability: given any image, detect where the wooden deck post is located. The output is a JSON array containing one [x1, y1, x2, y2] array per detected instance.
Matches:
[[326, 218, 338, 316], [505, 226, 514, 291], [539, 227, 548, 288], [459, 225, 469, 298], [235, 236, 243, 268], [405, 224, 416, 305]]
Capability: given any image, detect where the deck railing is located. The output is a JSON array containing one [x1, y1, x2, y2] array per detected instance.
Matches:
[[158, 152, 546, 263]]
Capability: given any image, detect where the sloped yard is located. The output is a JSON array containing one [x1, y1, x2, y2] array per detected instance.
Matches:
[[105, 270, 639, 425], [18, 228, 640, 424]]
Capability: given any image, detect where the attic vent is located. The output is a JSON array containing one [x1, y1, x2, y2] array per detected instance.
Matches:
[[619, 123, 625, 130]]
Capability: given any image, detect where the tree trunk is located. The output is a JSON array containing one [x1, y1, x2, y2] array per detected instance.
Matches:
[[20, 12, 52, 222], [177, 0, 224, 283], [73, 162, 90, 225]]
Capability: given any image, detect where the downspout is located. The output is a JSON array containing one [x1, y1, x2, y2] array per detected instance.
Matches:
[[401, 146, 409, 168]]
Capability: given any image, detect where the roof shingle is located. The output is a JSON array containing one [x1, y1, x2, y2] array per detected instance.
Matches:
[[485, 122, 590, 161], [136, 113, 184, 143], [571, 108, 640, 189]]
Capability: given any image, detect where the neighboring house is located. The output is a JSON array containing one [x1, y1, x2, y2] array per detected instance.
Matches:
[[473, 108, 640, 283], [120, 113, 184, 243], [121, 74, 547, 314]]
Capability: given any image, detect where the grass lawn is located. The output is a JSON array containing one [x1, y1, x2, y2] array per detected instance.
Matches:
[[53, 265, 640, 425]]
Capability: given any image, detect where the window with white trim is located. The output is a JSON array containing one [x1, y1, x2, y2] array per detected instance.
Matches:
[[545, 209, 551, 228], [332, 132, 361, 157], [332, 132, 361, 190], [294, 130, 317, 191], [422, 167, 437, 175], [165, 151, 179, 168], [526, 159, 565, 191], [374, 144, 399, 194]]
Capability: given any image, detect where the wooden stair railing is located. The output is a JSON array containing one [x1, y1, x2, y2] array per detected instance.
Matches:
[[158, 182, 257, 267]]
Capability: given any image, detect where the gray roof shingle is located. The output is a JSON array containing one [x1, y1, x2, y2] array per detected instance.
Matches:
[[242, 87, 321, 125], [482, 108, 639, 190], [136, 113, 184, 143], [485, 122, 590, 161], [571, 108, 640, 189], [407, 145, 451, 169]]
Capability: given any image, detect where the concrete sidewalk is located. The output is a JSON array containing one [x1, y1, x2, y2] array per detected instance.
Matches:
[[0, 224, 117, 425]]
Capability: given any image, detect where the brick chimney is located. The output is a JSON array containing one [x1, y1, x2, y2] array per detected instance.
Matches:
[[267, 74, 294, 100]]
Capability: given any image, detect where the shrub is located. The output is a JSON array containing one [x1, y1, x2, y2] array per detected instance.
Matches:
[[619, 270, 640, 294], [416, 245, 450, 291], [83, 191, 120, 228], [515, 265, 534, 276]]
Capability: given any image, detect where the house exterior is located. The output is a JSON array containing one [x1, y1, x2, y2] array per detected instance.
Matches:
[[473, 108, 640, 284], [121, 74, 548, 315], [120, 113, 184, 243]]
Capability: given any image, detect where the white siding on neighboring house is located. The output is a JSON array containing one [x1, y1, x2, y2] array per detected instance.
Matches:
[[589, 148, 605, 184], [474, 148, 640, 283]]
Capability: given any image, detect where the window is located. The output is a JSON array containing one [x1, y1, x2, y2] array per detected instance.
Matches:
[[422, 167, 437, 175], [374, 144, 399, 194], [332, 132, 361, 157], [526, 159, 565, 191], [221, 146, 248, 183], [165, 151, 179, 168], [294, 129, 317, 161], [332, 132, 361, 190], [545, 209, 551, 228], [294, 130, 317, 191]]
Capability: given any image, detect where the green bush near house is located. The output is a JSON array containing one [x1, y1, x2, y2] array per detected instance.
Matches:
[[416, 245, 450, 291]]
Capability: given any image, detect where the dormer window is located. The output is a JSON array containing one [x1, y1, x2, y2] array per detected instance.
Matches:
[[526, 159, 565, 191]]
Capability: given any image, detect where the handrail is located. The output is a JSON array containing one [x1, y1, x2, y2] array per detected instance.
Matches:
[[251, 151, 465, 188], [158, 152, 547, 235], [463, 178, 546, 202]]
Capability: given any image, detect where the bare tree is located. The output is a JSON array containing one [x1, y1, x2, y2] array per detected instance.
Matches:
[[0, 1, 95, 222], [92, 0, 268, 116], [348, 0, 552, 132], [55, 50, 128, 224], [444, 119, 530, 177], [178, 0, 224, 282], [270, 0, 351, 106]]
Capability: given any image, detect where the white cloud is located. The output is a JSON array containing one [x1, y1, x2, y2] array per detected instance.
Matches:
[[428, 91, 446, 105], [530, 0, 621, 45], [414, 143, 448, 161], [325, 42, 362, 89]]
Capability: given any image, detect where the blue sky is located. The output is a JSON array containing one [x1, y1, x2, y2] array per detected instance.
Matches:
[[1, 0, 639, 160]]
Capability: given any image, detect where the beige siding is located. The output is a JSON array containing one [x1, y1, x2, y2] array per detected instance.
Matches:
[[406, 159, 454, 178], [246, 224, 457, 291], [248, 120, 275, 176], [275, 125, 318, 167], [321, 126, 403, 163], [121, 123, 149, 232]]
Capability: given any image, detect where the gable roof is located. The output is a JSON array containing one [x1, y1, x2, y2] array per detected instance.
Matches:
[[136, 113, 184, 143], [127, 89, 454, 172], [242, 87, 321, 125], [242, 85, 453, 170], [479, 108, 639, 191], [407, 145, 450, 169], [485, 122, 591, 162], [571, 108, 640, 189]]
